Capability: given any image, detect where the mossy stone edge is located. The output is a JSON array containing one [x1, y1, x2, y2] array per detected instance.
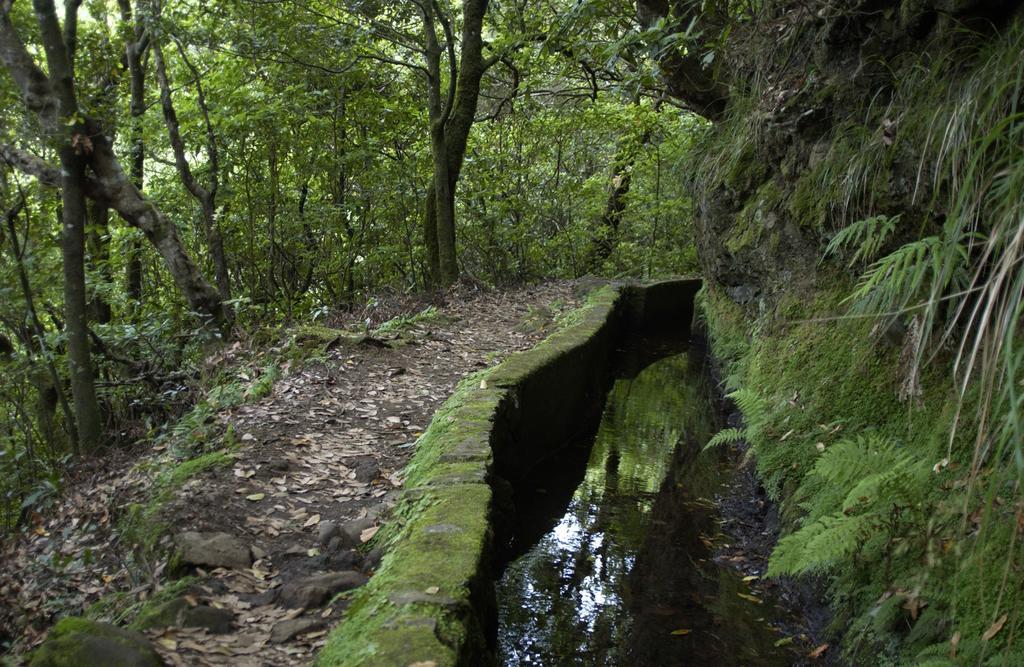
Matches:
[[315, 278, 700, 667]]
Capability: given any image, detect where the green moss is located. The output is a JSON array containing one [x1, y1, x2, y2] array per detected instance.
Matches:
[[29, 617, 162, 667], [726, 180, 784, 253], [373, 306, 450, 336], [315, 484, 492, 667], [127, 579, 197, 630]]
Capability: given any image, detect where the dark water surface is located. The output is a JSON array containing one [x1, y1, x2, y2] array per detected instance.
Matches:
[[497, 336, 797, 666]]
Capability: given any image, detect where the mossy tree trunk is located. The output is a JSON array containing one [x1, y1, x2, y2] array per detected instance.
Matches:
[[419, 0, 494, 287]]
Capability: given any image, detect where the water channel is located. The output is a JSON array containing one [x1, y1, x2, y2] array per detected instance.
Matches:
[[496, 334, 799, 666]]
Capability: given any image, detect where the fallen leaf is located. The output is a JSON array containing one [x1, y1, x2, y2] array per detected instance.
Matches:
[[670, 628, 692, 636], [157, 637, 178, 650], [808, 643, 829, 659], [742, 575, 759, 582], [738, 593, 762, 604], [425, 586, 440, 595], [982, 613, 1008, 641], [360, 526, 379, 543], [303, 514, 322, 528], [950, 630, 961, 658], [774, 637, 794, 647], [246, 493, 266, 501]]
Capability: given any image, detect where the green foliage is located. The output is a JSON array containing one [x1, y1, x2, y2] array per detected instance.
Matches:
[[703, 427, 745, 451], [704, 388, 766, 450], [824, 214, 901, 268], [768, 434, 930, 576]]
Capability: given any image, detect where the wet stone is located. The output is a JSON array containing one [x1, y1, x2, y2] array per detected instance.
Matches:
[[340, 517, 375, 544], [363, 546, 384, 570], [317, 545, 362, 571], [353, 461, 381, 482]]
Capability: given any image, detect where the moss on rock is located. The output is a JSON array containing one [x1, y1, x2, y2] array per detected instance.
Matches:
[[29, 618, 163, 667]]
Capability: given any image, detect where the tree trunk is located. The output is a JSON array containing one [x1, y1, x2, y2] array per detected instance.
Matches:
[[421, 180, 441, 286], [268, 138, 278, 298], [59, 146, 102, 453], [635, 0, 729, 120], [123, 0, 146, 302], [201, 196, 231, 301], [31, 0, 102, 451]]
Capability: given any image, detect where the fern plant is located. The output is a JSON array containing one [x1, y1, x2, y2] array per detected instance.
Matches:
[[767, 434, 930, 576], [703, 388, 768, 451], [824, 213, 901, 268]]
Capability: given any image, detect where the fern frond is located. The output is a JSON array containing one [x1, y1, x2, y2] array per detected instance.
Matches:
[[703, 427, 745, 451], [812, 434, 903, 489], [768, 513, 876, 576], [824, 214, 901, 267], [727, 388, 767, 422]]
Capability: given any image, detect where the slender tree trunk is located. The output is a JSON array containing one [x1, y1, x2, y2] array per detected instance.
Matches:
[[118, 0, 145, 302], [201, 197, 231, 301], [267, 138, 278, 297], [30, 0, 102, 451], [124, 38, 145, 301], [418, 0, 492, 287], [593, 151, 636, 265], [59, 146, 102, 452]]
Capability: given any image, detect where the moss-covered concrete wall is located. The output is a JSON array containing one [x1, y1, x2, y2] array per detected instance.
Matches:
[[315, 279, 700, 667]]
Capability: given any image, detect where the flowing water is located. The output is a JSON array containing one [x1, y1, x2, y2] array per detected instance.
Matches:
[[497, 336, 798, 666]]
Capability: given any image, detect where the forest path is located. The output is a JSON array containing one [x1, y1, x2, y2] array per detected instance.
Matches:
[[1, 282, 581, 666]]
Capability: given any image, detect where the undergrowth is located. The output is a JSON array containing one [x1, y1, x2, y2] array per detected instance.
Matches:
[[697, 14, 1024, 665]]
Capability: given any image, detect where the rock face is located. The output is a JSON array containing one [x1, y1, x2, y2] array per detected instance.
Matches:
[[277, 571, 368, 609], [175, 532, 252, 570], [30, 617, 164, 667]]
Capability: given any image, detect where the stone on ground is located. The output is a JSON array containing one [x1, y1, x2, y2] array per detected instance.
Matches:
[[270, 617, 324, 644], [174, 531, 252, 570], [30, 617, 163, 667], [277, 571, 368, 609]]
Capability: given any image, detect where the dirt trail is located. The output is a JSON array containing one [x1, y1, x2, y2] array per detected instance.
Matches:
[[0, 282, 580, 665]]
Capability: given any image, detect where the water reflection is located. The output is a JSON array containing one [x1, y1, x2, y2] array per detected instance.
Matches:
[[497, 338, 795, 666]]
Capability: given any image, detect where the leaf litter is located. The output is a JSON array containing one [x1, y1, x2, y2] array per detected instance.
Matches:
[[0, 282, 580, 664]]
